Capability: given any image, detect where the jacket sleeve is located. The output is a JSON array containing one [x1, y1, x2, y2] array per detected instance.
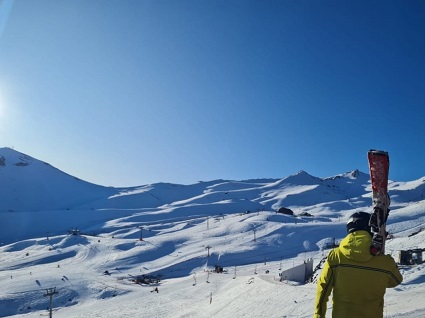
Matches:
[[387, 256, 403, 288], [314, 254, 334, 318]]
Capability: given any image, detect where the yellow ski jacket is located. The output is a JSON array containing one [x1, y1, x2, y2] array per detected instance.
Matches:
[[314, 230, 402, 318]]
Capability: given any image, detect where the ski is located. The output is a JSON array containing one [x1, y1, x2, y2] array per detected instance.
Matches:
[[367, 149, 390, 255]]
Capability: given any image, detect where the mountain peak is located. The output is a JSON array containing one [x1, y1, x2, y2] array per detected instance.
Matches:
[[280, 170, 319, 186], [0, 147, 115, 212], [323, 169, 369, 181], [351, 169, 359, 178], [343, 169, 368, 179], [0, 147, 35, 168]]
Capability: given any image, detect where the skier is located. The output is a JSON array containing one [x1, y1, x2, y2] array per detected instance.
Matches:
[[314, 212, 402, 318]]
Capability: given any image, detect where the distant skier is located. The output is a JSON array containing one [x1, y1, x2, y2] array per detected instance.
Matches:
[[314, 212, 402, 318]]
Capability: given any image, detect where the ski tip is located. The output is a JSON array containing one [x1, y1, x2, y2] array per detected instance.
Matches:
[[368, 149, 389, 156]]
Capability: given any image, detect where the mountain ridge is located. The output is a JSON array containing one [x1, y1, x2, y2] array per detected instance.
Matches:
[[1, 147, 424, 214]]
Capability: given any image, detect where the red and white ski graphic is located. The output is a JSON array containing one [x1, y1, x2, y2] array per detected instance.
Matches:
[[368, 150, 390, 255]]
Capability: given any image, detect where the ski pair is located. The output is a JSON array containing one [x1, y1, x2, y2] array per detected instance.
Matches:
[[367, 150, 390, 256]]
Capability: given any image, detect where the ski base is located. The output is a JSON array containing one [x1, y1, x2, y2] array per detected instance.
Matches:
[[367, 150, 390, 256]]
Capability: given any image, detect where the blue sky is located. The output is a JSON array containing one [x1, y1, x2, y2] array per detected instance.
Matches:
[[0, 0, 424, 186]]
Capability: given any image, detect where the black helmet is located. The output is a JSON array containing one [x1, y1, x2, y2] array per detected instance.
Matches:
[[346, 212, 372, 234]]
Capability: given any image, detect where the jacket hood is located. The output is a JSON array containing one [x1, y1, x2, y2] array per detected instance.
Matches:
[[338, 230, 373, 262]]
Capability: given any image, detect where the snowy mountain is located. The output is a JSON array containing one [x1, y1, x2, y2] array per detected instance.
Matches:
[[0, 148, 116, 212], [1, 147, 425, 317]]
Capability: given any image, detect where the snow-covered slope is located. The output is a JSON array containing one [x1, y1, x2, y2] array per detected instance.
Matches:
[[0, 148, 116, 212], [1, 148, 424, 318]]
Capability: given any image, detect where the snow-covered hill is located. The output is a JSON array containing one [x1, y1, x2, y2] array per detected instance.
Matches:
[[0, 148, 116, 212], [1, 147, 424, 317]]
